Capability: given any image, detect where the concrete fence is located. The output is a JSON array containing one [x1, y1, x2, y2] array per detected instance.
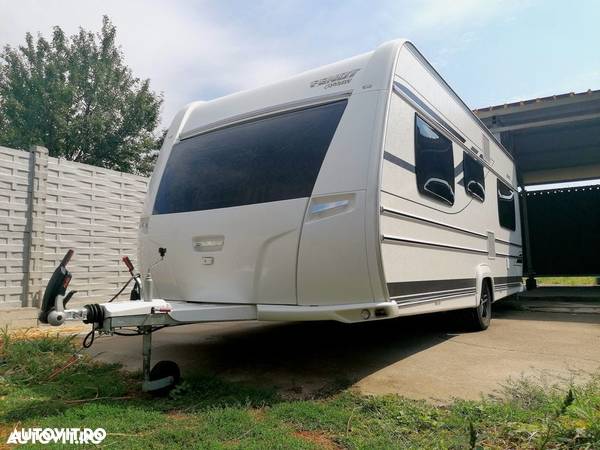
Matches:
[[0, 145, 149, 328]]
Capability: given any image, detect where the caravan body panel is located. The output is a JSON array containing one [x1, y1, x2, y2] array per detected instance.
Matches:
[[379, 43, 522, 310]]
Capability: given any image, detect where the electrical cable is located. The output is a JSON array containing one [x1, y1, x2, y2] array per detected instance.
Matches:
[[113, 330, 142, 336], [112, 325, 166, 336], [80, 275, 166, 348], [107, 277, 133, 302], [82, 324, 96, 348], [81, 276, 131, 348]]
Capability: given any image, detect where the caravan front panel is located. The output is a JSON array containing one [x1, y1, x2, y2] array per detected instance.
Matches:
[[141, 100, 347, 304]]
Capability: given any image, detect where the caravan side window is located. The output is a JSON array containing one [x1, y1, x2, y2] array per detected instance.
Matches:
[[463, 152, 485, 201], [497, 179, 516, 230], [414, 114, 455, 205]]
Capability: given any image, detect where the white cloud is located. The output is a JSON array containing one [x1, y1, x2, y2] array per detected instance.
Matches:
[[429, 31, 478, 68], [407, 0, 509, 31], [400, 0, 530, 67]]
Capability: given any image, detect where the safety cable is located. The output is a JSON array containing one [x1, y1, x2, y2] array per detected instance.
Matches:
[[107, 277, 133, 302], [112, 330, 141, 336], [113, 326, 167, 336], [79, 276, 167, 349], [81, 275, 132, 348], [82, 324, 96, 348]]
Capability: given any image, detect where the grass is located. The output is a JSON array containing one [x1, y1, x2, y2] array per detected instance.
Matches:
[[535, 277, 599, 287], [1, 330, 599, 449]]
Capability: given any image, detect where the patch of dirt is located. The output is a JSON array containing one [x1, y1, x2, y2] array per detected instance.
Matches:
[[249, 408, 266, 421], [0, 423, 19, 449], [166, 410, 189, 420], [293, 430, 343, 449], [3, 325, 88, 342]]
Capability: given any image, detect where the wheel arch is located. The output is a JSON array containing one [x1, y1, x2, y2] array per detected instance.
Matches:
[[475, 264, 494, 306]]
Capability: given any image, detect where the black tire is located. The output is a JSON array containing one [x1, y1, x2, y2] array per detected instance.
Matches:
[[149, 360, 181, 396], [465, 281, 492, 331]]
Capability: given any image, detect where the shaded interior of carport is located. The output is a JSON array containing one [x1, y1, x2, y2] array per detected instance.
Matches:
[[475, 89, 600, 287]]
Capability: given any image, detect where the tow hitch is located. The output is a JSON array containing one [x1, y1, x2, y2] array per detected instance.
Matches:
[[38, 249, 78, 326], [39, 250, 180, 395]]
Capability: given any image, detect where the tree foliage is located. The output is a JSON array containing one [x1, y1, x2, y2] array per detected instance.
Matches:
[[0, 16, 163, 175]]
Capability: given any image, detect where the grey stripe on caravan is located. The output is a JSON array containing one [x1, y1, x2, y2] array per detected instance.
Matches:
[[494, 276, 522, 285], [392, 79, 517, 190], [383, 151, 415, 173], [389, 276, 522, 302], [384, 151, 464, 179], [454, 161, 464, 177], [393, 82, 466, 143], [395, 287, 477, 301], [393, 288, 477, 306], [399, 44, 514, 162], [381, 206, 523, 249], [388, 278, 476, 297], [494, 283, 522, 290]]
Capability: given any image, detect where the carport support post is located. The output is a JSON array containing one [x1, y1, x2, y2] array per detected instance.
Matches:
[[506, 131, 537, 291], [142, 327, 152, 390], [518, 179, 536, 290]]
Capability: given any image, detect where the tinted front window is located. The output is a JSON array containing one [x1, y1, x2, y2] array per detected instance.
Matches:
[[463, 152, 485, 201], [153, 100, 347, 215], [497, 179, 516, 230], [414, 114, 455, 205]]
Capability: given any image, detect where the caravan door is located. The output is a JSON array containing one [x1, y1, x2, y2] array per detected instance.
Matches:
[[144, 100, 347, 304]]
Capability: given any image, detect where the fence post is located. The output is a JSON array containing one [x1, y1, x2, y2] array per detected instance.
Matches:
[[23, 145, 49, 308]]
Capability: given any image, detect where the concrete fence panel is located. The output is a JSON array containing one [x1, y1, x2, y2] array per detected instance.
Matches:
[[0, 145, 149, 327]]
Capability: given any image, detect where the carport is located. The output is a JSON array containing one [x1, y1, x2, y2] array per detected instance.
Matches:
[[475, 89, 600, 287]]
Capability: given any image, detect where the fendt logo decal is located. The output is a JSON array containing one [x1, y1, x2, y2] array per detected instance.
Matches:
[[310, 68, 360, 89]]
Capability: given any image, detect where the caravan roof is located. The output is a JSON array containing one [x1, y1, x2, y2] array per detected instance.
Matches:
[[173, 39, 510, 166], [178, 46, 383, 140]]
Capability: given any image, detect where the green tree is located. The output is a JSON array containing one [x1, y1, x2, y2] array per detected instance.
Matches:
[[0, 16, 163, 175]]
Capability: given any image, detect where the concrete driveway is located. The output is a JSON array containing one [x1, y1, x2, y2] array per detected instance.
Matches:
[[88, 304, 600, 401]]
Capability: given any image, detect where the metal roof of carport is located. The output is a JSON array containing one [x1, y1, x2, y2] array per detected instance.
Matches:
[[475, 90, 600, 279], [474, 89, 600, 185]]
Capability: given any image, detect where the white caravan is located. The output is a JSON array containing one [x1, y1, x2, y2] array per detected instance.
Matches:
[[41, 39, 523, 392], [140, 38, 523, 326]]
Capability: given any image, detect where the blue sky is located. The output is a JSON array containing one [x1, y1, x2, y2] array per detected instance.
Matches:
[[1, 0, 599, 127]]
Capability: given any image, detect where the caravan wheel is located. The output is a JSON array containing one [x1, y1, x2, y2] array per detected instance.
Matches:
[[465, 281, 492, 331], [148, 360, 181, 396]]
